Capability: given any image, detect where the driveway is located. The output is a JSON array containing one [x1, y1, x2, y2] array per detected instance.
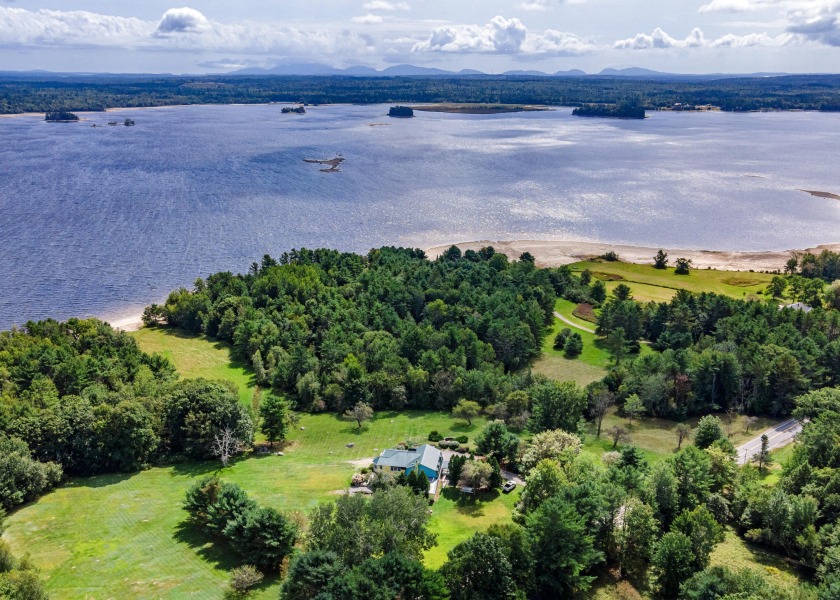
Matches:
[[735, 418, 801, 465]]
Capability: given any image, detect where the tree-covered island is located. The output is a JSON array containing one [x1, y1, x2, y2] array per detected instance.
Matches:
[[573, 102, 646, 119], [388, 105, 414, 118]]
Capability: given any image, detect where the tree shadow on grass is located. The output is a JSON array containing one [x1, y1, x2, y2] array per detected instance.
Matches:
[[63, 471, 138, 489], [168, 459, 225, 478], [173, 520, 239, 572], [440, 487, 502, 518], [449, 422, 477, 433]]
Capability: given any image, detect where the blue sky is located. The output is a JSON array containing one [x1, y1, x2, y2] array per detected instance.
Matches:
[[0, 0, 837, 73]]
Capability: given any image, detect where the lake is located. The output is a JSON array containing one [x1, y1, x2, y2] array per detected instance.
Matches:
[[1, 104, 839, 328]]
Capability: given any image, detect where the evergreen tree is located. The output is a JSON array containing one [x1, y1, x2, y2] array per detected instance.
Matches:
[[259, 395, 289, 447]]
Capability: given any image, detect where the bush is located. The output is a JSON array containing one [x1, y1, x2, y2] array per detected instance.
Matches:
[[438, 441, 449, 450], [456, 435, 469, 444], [457, 446, 470, 454], [600, 251, 620, 262], [229, 564, 263, 595], [449, 441, 460, 450], [428, 431, 442, 442], [564, 333, 583, 358], [553, 328, 572, 350]]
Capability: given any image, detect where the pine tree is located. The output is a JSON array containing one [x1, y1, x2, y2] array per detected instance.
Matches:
[[752, 434, 773, 473]]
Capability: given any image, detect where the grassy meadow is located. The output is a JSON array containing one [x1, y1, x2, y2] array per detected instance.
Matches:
[[4, 409, 499, 599], [571, 259, 776, 302]]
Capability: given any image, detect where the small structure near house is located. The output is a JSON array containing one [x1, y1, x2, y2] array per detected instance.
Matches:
[[784, 302, 813, 313], [372, 444, 444, 482]]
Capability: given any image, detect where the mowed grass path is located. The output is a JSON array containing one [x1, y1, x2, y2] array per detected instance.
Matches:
[[131, 327, 255, 406], [4, 410, 496, 600]]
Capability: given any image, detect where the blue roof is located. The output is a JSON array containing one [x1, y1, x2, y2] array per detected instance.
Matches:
[[373, 444, 442, 473]]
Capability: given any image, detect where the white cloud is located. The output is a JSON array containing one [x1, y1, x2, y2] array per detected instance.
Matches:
[[362, 1, 409, 10], [698, 0, 780, 13], [0, 6, 152, 47], [413, 15, 593, 55], [615, 26, 793, 49], [785, 0, 840, 45], [614, 27, 705, 49], [156, 7, 211, 35], [0, 6, 374, 58], [519, 0, 551, 10], [351, 14, 383, 24]]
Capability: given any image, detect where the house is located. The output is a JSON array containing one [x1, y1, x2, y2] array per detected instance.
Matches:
[[372, 444, 444, 482]]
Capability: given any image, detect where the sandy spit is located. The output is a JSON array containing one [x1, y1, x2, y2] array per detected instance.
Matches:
[[425, 239, 840, 272]]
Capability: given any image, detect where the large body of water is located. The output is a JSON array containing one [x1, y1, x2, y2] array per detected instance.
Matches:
[[1, 104, 839, 328]]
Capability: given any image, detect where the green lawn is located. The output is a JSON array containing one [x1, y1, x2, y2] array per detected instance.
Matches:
[[4, 411, 508, 600], [131, 327, 256, 406], [572, 260, 776, 301], [532, 299, 651, 387]]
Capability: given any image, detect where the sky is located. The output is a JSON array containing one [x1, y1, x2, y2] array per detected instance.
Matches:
[[0, 0, 838, 74]]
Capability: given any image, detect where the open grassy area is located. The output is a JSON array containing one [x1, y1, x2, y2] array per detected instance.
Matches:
[[4, 410, 511, 600], [572, 260, 776, 301], [532, 299, 652, 386], [710, 529, 809, 594], [130, 327, 255, 406], [581, 406, 783, 465]]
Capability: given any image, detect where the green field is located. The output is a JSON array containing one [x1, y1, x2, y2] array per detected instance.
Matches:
[[131, 327, 256, 406], [533, 298, 652, 386], [582, 406, 783, 464], [4, 409, 503, 599], [572, 259, 776, 301]]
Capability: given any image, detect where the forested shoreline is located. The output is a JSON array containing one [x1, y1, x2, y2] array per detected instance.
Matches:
[[3, 73, 840, 114], [4, 245, 840, 598]]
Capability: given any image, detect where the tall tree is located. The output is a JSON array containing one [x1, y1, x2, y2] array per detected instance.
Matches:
[[654, 249, 669, 269], [752, 434, 773, 473], [440, 533, 516, 600], [259, 395, 289, 447], [526, 495, 603, 597]]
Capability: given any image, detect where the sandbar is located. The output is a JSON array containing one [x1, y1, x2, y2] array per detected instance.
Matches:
[[425, 239, 840, 271]]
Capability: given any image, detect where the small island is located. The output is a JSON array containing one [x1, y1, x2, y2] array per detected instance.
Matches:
[[303, 156, 344, 173], [44, 111, 79, 123], [388, 106, 414, 118], [281, 105, 306, 114], [124, 118, 135, 127], [573, 102, 645, 119]]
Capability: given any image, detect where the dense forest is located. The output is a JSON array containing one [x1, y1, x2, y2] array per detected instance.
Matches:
[[3, 73, 840, 114]]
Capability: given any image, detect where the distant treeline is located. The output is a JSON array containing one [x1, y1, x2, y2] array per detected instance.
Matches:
[[3, 74, 840, 114], [573, 102, 645, 119]]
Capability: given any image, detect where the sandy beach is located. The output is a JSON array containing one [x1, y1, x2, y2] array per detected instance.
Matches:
[[425, 239, 840, 271]]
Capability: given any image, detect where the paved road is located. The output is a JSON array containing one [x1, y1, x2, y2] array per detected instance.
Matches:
[[735, 418, 801, 465], [553, 311, 596, 334]]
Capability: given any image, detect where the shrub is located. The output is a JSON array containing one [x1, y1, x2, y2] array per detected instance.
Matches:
[[428, 431, 443, 442], [457, 446, 470, 454], [456, 435, 469, 444], [600, 251, 620, 262], [449, 441, 460, 450], [229, 564, 263, 595], [438, 441, 449, 450]]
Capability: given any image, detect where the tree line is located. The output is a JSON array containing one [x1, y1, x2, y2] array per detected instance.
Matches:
[[4, 73, 840, 115]]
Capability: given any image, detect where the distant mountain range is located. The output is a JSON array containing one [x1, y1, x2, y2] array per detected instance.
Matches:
[[0, 65, 794, 80], [228, 63, 789, 79]]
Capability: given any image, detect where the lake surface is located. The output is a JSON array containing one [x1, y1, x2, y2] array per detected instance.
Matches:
[[1, 104, 839, 328]]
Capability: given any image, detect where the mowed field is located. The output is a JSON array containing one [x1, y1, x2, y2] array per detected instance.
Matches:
[[571, 259, 776, 302], [5, 328, 518, 599]]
